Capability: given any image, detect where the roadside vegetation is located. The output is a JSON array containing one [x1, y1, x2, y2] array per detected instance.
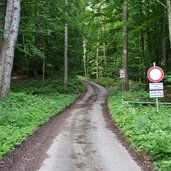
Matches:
[[0, 0, 171, 170], [97, 77, 171, 171], [0, 78, 84, 158]]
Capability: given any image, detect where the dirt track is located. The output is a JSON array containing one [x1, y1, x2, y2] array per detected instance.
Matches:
[[0, 80, 153, 171]]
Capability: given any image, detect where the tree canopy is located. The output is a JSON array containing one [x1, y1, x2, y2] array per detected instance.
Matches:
[[0, 0, 170, 96]]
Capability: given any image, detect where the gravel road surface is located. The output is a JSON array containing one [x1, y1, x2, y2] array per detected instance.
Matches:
[[0, 80, 153, 171], [38, 81, 142, 171]]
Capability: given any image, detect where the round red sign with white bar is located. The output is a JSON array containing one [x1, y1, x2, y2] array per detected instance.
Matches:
[[147, 66, 164, 83]]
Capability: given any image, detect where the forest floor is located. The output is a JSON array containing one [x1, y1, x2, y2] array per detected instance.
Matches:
[[0, 80, 154, 171]]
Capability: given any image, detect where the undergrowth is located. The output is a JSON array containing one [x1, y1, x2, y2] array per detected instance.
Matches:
[[0, 78, 84, 158], [97, 77, 171, 171]]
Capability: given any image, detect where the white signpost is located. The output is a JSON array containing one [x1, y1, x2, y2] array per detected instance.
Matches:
[[120, 69, 125, 78], [149, 91, 164, 98], [120, 69, 125, 104], [149, 83, 163, 90], [147, 64, 164, 112]]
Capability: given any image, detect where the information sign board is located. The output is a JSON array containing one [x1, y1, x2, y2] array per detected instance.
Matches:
[[149, 83, 163, 90], [120, 69, 125, 78], [150, 90, 164, 98]]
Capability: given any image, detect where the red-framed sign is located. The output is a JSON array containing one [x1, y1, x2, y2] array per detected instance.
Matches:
[[147, 66, 164, 83]]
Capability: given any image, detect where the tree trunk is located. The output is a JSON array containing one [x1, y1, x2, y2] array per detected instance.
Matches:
[[100, 18, 107, 76], [138, 1, 146, 82], [42, 49, 45, 86], [146, 2, 152, 65], [0, 0, 13, 90], [122, 0, 129, 90], [103, 42, 107, 76], [96, 43, 99, 79], [0, 1, 6, 49], [42, 36, 47, 86], [161, 1, 167, 71], [22, 34, 29, 78], [167, 0, 171, 45], [64, 0, 68, 88], [0, 0, 21, 98], [139, 31, 146, 82], [83, 37, 87, 77]]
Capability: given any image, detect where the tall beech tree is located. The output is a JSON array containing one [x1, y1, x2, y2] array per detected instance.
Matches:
[[0, 0, 21, 98], [122, 0, 129, 90], [64, 0, 68, 88], [167, 0, 171, 45]]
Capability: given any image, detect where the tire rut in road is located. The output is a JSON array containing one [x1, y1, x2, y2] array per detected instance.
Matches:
[[38, 81, 143, 171]]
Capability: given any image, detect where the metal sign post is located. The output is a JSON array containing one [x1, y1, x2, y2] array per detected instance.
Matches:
[[156, 98, 159, 113], [122, 79, 124, 104]]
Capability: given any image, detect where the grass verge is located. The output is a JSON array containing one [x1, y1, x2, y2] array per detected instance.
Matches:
[[0, 78, 84, 159], [96, 77, 171, 171]]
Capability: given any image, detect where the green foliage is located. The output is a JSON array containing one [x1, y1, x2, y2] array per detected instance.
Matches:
[[11, 0, 170, 82], [123, 90, 150, 101], [94, 77, 119, 88], [155, 159, 171, 171], [0, 79, 84, 158], [165, 72, 171, 83], [12, 0, 86, 78], [108, 90, 171, 171], [11, 78, 84, 95], [81, 0, 169, 80]]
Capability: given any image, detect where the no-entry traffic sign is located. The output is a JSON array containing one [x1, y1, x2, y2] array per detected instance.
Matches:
[[147, 66, 164, 83]]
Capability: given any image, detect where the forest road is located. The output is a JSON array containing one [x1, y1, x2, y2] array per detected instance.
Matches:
[[0, 80, 146, 171], [37, 80, 142, 171]]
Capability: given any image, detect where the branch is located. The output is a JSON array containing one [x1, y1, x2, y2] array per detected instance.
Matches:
[[156, 0, 167, 9]]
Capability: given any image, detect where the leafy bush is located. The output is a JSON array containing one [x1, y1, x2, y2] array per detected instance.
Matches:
[[11, 78, 84, 95], [108, 90, 171, 171], [96, 77, 118, 87]]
